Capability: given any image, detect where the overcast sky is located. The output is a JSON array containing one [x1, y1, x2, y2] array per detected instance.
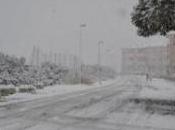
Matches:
[[0, 0, 167, 71]]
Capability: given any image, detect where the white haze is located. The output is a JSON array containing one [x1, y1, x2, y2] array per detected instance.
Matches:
[[0, 0, 167, 72]]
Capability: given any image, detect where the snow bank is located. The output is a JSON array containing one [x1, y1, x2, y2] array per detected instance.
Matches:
[[139, 78, 175, 100], [0, 79, 117, 106], [0, 85, 15, 89], [167, 30, 175, 36]]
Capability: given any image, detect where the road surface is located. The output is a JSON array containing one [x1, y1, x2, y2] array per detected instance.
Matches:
[[0, 76, 173, 130]]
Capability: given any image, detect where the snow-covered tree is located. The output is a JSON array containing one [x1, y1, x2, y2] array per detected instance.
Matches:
[[0, 53, 28, 85], [40, 62, 68, 85], [131, 0, 175, 37]]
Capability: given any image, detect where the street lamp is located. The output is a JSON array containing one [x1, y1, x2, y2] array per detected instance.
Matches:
[[98, 41, 104, 85], [79, 24, 86, 85]]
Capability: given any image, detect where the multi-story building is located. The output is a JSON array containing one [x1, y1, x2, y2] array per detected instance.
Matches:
[[122, 32, 175, 77], [121, 46, 168, 77]]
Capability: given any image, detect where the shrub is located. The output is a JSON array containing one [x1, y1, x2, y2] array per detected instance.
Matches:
[[81, 77, 94, 85], [63, 74, 94, 85], [35, 84, 44, 89], [34, 82, 45, 89], [18, 85, 36, 94], [0, 85, 16, 96], [63, 76, 80, 84]]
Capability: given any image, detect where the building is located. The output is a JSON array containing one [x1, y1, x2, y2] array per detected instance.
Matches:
[[122, 46, 168, 77], [167, 31, 175, 75], [122, 32, 175, 77]]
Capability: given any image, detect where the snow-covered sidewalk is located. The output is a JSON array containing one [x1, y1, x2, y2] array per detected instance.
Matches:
[[0, 79, 117, 106], [3, 75, 175, 107], [138, 77, 175, 100]]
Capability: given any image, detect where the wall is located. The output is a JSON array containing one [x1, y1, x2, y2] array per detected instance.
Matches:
[[121, 46, 168, 77], [167, 33, 175, 75]]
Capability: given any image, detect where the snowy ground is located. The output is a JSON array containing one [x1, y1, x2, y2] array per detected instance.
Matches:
[[0, 75, 175, 130], [0, 79, 117, 106], [138, 77, 175, 100]]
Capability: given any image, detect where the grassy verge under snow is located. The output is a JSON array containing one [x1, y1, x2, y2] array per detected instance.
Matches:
[[129, 77, 175, 115], [0, 79, 116, 106]]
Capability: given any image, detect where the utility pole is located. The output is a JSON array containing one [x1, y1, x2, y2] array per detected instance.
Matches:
[[36, 46, 41, 85], [63, 54, 67, 67], [49, 51, 53, 63], [36, 46, 40, 67], [58, 53, 62, 67], [98, 41, 104, 85], [31, 45, 36, 66], [73, 55, 78, 78], [54, 53, 57, 65], [79, 24, 86, 85], [45, 52, 49, 63]]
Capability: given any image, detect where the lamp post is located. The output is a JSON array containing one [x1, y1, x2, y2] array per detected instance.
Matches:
[[79, 24, 86, 85], [98, 41, 104, 85]]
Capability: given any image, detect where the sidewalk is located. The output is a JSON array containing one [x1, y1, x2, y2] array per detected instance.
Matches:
[[138, 78, 175, 100]]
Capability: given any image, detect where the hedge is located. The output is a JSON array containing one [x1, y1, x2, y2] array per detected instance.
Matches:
[[0, 86, 16, 96], [18, 85, 36, 93]]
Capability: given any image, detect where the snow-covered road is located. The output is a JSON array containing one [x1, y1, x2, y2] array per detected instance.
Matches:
[[0, 76, 175, 130]]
